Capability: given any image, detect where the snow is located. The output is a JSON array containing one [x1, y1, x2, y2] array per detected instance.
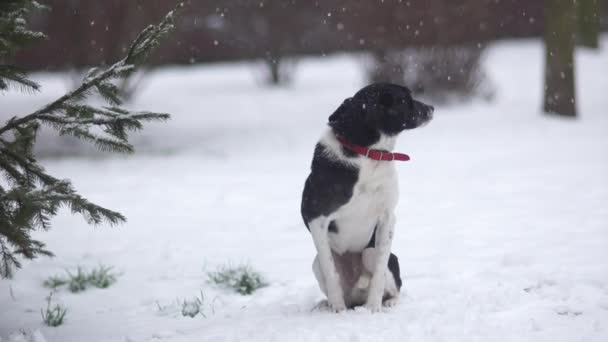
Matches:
[[1, 37, 608, 342]]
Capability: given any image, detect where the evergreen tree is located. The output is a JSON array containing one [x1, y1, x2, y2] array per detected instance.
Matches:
[[0, 1, 182, 278], [0, 0, 46, 92]]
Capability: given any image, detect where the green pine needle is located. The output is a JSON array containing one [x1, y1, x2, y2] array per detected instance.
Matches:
[[0, 66, 40, 93]]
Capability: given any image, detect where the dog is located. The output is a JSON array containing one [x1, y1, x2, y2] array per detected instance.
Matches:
[[301, 83, 433, 312]]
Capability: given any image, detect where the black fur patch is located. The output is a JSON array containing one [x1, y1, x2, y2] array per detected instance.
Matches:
[[328, 83, 433, 144], [366, 225, 377, 249], [301, 143, 359, 228], [328, 221, 338, 233], [388, 253, 403, 290]]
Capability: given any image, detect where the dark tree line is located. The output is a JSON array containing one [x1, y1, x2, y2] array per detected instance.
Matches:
[[12, 0, 607, 112], [17, 0, 548, 69]]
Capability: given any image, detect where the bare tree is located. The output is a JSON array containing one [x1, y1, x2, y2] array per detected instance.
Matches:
[[366, 45, 488, 103], [367, 49, 406, 85], [543, 0, 577, 117], [577, 0, 601, 48], [206, 1, 329, 86]]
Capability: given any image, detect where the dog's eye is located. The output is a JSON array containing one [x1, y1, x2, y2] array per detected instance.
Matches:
[[379, 93, 393, 108]]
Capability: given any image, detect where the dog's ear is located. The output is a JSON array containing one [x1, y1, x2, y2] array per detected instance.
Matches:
[[328, 97, 354, 127]]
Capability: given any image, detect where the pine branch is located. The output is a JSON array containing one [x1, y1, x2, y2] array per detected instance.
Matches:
[[0, 65, 40, 92], [0, 2, 182, 137], [0, 2, 184, 278], [0, 239, 22, 279], [0, 0, 47, 91]]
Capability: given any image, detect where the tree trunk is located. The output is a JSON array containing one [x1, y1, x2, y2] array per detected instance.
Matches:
[[543, 0, 577, 117], [577, 0, 600, 48], [264, 54, 282, 86], [269, 58, 281, 85]]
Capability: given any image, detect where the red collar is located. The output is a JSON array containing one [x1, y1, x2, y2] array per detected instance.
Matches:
[[335, 135, 410, 162]]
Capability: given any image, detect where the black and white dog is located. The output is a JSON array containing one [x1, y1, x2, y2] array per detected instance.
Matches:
[[301, 83, 433, 312]]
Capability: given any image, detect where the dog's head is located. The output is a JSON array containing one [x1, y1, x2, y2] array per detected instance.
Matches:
[[328, 83, 433, 145]]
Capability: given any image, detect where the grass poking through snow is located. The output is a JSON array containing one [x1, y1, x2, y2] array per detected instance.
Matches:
[[86, 265, 118, 289], [207, 263, 267, 295], [43, 265, 118, 293], [181, 291, 206, 318], [41, 292, 67, 327]]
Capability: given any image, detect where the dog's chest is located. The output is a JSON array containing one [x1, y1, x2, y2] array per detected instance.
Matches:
[[329, 161, 398, 254]]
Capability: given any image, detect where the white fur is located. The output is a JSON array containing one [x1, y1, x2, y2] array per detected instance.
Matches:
[[310, 129, 400, 311], [319, 129, 399, 254], [309, 216, 346, 311]]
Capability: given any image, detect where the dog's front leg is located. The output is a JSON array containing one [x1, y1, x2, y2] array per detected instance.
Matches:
[[365, 212, 395, 312], [309, 217, 346, 312]]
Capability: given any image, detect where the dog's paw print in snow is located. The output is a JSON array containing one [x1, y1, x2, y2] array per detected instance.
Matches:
[[523, 279, 557, 293], [2, 331, 47, 342], [555, 306, 583, 317], [500, 253, 533, 268]]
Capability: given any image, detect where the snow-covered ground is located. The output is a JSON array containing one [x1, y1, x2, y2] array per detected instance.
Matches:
[[1, 38, 607, 342]]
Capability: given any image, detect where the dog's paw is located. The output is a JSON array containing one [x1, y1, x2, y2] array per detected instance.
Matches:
[[326, 289, 347, 312], [383, 297, 399, 308], [312, 299, 329, 312], [364, 300, 382, 313], [312, 299, 346, 313], [328, 300, 347, 313]]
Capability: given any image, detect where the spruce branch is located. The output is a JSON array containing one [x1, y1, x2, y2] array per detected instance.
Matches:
[[0, 65, 40, 92], [0, 0, 47, 91], [0, 2, 184, 278], [0, 2, 181, 137]]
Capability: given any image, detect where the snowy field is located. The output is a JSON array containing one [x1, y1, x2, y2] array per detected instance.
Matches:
[[1, 38, 607, 342]]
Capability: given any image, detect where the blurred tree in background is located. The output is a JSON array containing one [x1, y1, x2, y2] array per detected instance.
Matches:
[[543, 0, 578, 117], [16, 1, 548, 66], [58, 1, 159, 100], [367, 46, 488, 104], [204, 1, 330, 86], [578, 0, 601, 48], [0, 1, 179, 278]]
